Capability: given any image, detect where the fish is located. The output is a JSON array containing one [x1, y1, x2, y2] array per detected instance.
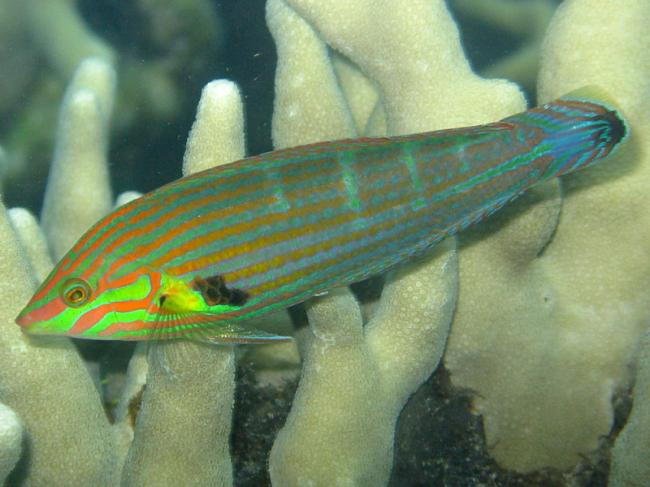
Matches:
[[15, 87, 628, 344]]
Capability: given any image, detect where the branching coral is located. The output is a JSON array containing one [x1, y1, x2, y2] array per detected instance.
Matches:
[[0, 57, 118, 486], [0, 0, 649, 484], [446, 0, 650, 471], [269, 255, 456, 486], [0, 62, 244, 487], [0, 0, 223, 204], [0, 192, 116, 486], [269, 0, 650, 478], [120, 80, 246, 487], [40, 57, 115, 260]]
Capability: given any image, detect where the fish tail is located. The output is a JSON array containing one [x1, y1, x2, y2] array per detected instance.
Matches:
[[539, 86, 629, 177]]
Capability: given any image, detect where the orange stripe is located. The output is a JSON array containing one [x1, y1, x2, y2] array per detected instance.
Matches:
[[239, 160, 541, 297], [82, 159, 340, 280], [169, 144, 540, 280], [65, 164, 269, 278]]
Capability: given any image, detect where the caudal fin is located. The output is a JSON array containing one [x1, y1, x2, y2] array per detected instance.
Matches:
[[541, 85, 629, 177]]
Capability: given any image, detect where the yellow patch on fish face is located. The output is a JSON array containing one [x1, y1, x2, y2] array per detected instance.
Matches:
[[158, 275, 209, 314]]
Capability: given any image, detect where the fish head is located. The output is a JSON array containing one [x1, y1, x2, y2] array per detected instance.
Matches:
[[15, 257, 163, 340]]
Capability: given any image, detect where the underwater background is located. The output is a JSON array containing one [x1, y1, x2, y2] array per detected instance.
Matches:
[[1, 0, 649, 486]]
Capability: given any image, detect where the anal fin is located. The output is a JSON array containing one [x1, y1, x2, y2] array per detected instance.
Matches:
[[188, 322, 293, 345]]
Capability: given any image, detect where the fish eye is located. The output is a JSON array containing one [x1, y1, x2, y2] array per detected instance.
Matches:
[[60, 278, 92, 307]]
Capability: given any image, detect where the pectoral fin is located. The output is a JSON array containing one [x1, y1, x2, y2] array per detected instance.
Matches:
[[150, 308, 292, 344]]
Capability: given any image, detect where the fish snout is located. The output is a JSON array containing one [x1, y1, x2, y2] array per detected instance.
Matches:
[[15, 308, 36, 330], [15, 305, 47, 333]]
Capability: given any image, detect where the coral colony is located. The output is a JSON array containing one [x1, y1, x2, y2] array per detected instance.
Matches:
[[0, 0, 648, 485]]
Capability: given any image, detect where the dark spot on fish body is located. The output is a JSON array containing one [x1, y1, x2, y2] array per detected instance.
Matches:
[[228, 288, 250, 306], [193, 275, 250, 307]]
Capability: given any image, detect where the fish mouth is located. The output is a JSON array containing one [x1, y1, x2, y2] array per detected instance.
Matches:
[[15, 310, 52, 335], [15, 308, 33, 328], [15, 306, 45, 333]]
